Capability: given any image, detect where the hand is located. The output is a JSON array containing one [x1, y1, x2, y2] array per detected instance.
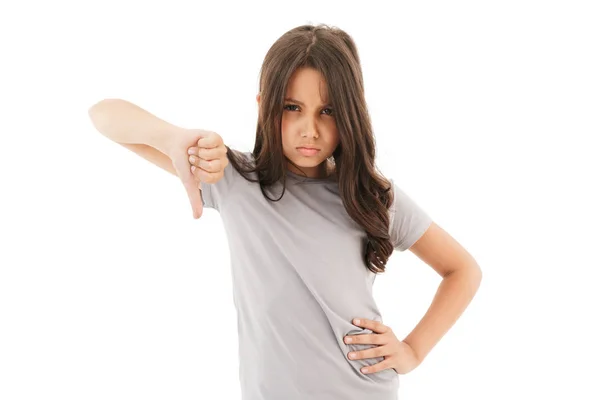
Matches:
[[344, 318, 421, 375], [186, 130, 229, 186], [167, 129, 228, 219]]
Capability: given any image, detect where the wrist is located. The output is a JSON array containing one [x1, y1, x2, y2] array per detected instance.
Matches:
[[153, 126, 187, 156], [402, 339, 424, 364]]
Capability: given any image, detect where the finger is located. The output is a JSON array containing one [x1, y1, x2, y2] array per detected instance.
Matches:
[[344, 333, 387, 345], [187, 146, 198, 156], [191, 164, 224, 184], [360, 360, 394, 375], [352, 318, 389, 334], [196, 145, 227, 161], [197, 132, 221, 149], [348, 345, 389, 361], [189, 155, 221, 173], [182, 169, 204, 219]]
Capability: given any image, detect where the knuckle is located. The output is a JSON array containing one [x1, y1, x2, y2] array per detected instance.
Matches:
[[200, 171, 215, 183], [208, 159, 220, 172]]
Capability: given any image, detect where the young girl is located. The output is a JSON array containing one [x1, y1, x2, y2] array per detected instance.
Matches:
[[89, 23, 481, 400]]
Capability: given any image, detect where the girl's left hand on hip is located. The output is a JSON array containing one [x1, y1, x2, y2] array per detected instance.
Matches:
[[345, 318, 421, 375]]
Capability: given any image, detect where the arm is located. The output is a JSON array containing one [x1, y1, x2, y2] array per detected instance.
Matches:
[[87, 98, 184, 176], [87, 98, 229, 219], [403, 222, 483, 363]]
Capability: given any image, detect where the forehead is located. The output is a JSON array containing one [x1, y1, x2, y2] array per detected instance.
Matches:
[[285, 67, 329, 103]]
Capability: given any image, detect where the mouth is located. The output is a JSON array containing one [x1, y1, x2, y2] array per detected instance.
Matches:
[[297, 147, 321, 156]]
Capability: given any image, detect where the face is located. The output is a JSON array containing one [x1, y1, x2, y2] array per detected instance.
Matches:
[[257, 67, 340, 179]]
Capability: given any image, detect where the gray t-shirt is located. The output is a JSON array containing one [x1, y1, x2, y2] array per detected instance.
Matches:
[[199, 149, 432, 400]]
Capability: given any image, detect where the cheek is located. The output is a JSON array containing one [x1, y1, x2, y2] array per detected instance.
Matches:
[[333, 128, 340, 140], [330, 129, 340, 146], [280, 120, 293, 146]]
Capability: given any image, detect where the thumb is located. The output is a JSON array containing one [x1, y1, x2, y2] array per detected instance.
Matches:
[[173, 157, 204, 219], [183, 173, 204, 219]]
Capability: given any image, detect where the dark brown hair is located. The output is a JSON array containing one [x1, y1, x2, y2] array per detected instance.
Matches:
[[225, 23, 395, 274]]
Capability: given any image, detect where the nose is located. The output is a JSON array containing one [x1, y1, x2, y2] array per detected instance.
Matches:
[[303, 115, 320, 138]]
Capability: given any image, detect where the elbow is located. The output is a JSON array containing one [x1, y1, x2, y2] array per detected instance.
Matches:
[[88, 98, 121, 116], [87, 98, 123, 131], [470, 263, 483, 292]]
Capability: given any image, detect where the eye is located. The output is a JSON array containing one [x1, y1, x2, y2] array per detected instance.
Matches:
[[284, 104, 300, 111], [284, 104, 334, 116]]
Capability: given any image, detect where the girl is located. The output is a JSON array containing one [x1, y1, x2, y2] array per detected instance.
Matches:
[[89, 23, 482, 400]]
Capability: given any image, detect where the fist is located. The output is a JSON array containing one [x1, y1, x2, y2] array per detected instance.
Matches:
[[186, 130, 229, 184]]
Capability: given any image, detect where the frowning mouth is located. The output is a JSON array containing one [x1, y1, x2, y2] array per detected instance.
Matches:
[[297, 147, 320, 156]]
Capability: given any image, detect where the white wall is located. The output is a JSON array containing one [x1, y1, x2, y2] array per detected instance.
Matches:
[[1, 0, 598, 399]]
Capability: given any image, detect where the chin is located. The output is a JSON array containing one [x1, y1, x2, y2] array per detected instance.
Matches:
[[292, 156, 325, 166]]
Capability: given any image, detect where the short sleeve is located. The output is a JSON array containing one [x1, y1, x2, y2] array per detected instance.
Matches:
[[388, 178, 433, 251], [199, 148, 247, 212]]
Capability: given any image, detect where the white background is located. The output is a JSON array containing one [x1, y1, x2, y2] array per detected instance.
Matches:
[[1, 1, 599, 399]]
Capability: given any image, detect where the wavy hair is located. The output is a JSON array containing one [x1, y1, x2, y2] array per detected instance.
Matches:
[[225, 23, 394, 274]]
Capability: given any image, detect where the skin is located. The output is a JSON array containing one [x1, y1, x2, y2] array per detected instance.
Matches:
[[257, 66, 340, 179], [345, 318, 421, 375]]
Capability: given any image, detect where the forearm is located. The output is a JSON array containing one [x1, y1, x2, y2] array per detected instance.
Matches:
[[402, 265, 482, 363], [87, 98, 183, 154]]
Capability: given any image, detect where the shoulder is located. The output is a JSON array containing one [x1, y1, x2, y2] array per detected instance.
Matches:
[[201, 147, 254, 211], [226, 147, 256, 171], [387, 177, 433, 252], [223, 147, 255, 173]]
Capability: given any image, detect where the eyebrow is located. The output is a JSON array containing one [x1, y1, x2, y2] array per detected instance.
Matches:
[[284, 97, 332, 107]]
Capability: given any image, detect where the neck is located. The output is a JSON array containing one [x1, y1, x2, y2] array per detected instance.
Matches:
[[288, 160, 335, 179]]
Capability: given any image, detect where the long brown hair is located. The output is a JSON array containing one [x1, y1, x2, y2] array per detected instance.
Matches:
[[225, 23, 394, 274]]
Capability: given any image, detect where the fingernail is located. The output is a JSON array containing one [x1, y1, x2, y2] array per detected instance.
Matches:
[[345, 337, 352, 343], [354, 319, 360, 324], [189, 155, 196, 162], [188, 148, 194, 154], [191, 166, 196, 171]]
